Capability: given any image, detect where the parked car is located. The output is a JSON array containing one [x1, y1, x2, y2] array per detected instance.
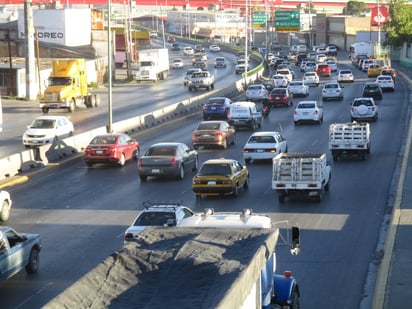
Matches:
[[243, 131, 288, 164], [137, 142, 198, 181], [22, 115, 74, 147], [84, 133, 140, 167], [303, 71, 319, 87], [171, 58, 184, 69], [272, 74, 289, 88], [183, 46, 194, 56], [192, 158, 249, 198], [192, 120, 235, 150], [337, 69, 354, 83], [124, 201, 194, 242], [214, 56, 226, 68], [209, 44, 221, 52], [375, 75, 395, 92], [351, 97, 378, 122], [316, 63, 331, 77], [367, 63, 382, 77], [321, 82, 344, 101], [293, 101, 324, 125], [288, 80, 309, 97], [362, 83, 383, 100], [0, 190, 12, 222], [202, 97, 232, 120], [268, 88, 293, 107], [245, 84, 268, 102]]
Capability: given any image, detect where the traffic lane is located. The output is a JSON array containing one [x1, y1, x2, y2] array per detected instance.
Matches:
[[0, 49, 245, 157], [1, 79, 407, 309]]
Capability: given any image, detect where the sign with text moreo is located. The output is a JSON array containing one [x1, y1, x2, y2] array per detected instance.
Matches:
[[275, 10, 300, 32]]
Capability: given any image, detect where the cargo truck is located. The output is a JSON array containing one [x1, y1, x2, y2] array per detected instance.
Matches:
[[329, 122, 371, 161], [46, 208, 301, 309], [40, 59, 100, 113], [136, 48, 170, 83], [272, 152, 331, 203]]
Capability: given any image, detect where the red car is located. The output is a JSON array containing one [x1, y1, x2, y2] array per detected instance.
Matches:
[[268, 88, 293, 107], [84, 133, 140, 167], [316, 64, 331, 77]]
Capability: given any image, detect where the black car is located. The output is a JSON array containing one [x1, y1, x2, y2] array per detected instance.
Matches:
[[202, 97, 232, 120], [171, 43, 180, 51], [362, 83, 383, 100]]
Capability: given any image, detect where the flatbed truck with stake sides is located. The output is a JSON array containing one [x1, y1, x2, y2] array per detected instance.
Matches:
[[272, 152, 331, 203], [329, 122, 371, 161]]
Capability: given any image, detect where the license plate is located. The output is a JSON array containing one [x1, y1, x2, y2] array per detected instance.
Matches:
[[96, 150, 103, 154], [257, 149, 264, 153], [207, 181, 216, 185], [303, 112, 309, 115], [152, 169, 160, 173]]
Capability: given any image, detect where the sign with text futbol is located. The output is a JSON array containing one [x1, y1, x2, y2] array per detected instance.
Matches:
[[275, 10, 300, 32]]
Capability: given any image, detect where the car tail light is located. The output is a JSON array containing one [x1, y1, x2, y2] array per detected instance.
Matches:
[[308, 184, 318, 188], [170, 157, 177, 167], [215, 131, 223, 137]]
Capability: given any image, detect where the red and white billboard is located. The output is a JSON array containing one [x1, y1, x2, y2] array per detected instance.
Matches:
[[371, 6, 389, 26]]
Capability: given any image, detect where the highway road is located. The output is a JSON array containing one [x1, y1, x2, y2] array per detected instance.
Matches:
[[0, 42, 244, 157], [0, 53, 410, 308]]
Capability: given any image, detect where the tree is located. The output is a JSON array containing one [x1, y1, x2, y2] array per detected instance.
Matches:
[[384, 0, 412, 47], [343, 1, 368, 16]]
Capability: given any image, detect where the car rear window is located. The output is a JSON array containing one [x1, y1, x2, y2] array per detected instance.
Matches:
[[248, 85, 262, 90], [134, 212, 176, 226], [206, 98, 225, 105], [90, 136, 117, 145], [147, 147, 176, 156], [199, 164, 231, 176], [271, 89, 286, 95], [353, 99, 373, 107], [325, 84, 338, 89], [248, 136, 275, 143], [297, 103, 316, 109], [197, 122, 220, 130]]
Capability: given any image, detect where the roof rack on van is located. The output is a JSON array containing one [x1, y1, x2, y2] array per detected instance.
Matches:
[[143, 200, 185, 209]]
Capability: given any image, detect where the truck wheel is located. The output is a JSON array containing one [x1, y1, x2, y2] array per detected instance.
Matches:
[[94, 94, 100, 107], [42, 107, 49, 113], [290, 290, 300, 309], [0, 199, 11, 222], [25, 247, 40, 274], [68, 100, 75, 113], [85, 95, 92, 108]]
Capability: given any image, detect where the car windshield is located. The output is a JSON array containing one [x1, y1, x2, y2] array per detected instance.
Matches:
[[90, 136, 117, 145], [248, 135, 276, 143], [133, 212, 176, 226], [31, 119, 56, 129], [198, 164, 231, 176], [146, 147, 176, 156], [297, 103, 316, 109], [197, 123, 220, 130]]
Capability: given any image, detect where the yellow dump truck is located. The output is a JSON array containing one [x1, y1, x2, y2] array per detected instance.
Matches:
[[40, 59, 99, 113]]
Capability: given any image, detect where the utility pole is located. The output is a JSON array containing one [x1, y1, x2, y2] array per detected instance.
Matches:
[[24, 0, 37, 100]]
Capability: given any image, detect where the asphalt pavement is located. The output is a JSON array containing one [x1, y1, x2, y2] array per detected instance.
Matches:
[[1, 60, 412, 309]]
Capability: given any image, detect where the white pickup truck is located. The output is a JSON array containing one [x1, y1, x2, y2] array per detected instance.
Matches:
[[329, 122, 371, 161], [187, 71, 215, 91], [272, 152, 331, 203]]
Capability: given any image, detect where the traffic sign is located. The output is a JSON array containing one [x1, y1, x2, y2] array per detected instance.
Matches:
[[253, 12, 267, 29], [275, 10, 300, 32]]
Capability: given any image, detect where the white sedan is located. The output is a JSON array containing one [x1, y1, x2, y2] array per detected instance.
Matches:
[[293, 101, 324, 125], [272, 74, 289, 88], [243, 131, 288, 164], [337, 69, 354, 83], [22, 115, 74, 147], [288, 80, 309, 97], [171, 59, 184, 69], [326, 60, 338, 72], [375, 75, 395, 91], [209, 45, 221, 52]]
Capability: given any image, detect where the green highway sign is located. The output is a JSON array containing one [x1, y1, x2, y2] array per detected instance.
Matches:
[[253, 12, 267, 29], [275, 10, 300, 32]]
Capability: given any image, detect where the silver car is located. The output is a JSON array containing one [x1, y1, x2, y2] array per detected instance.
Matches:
[[245, 84, 268, 102], [288, 80, 309, 97], [137, 142, 198, 181], [321, 82, 344, 101]]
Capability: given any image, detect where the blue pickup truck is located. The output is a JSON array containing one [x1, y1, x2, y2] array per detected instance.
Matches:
[[0, 226, 42, 284]]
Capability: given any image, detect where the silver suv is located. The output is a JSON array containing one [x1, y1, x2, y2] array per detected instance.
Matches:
[[351, 98, 378, 122], [124, 201, 194, 242]]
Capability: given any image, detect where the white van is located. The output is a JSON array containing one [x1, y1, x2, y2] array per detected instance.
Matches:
[[227, 101, 262, 131]]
